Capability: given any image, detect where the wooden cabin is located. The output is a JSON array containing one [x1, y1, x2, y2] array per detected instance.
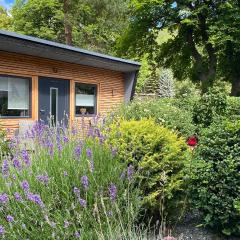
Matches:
[[0, 30, 140, 136]]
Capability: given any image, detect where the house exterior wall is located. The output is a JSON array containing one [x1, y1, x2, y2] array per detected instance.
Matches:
[[0, 51, 125, 136]]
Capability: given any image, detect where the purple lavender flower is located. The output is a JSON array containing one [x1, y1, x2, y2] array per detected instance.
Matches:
[[36, 175, 49, 185], [14, 192, 23, 202], [74, 146, 82, 158], [13, 158, 21, 170], [6, 215, 14, 223], [79, 198, 86, 208], [0, 193, 9, 204], [49, 146, 54, 157], [63, 136, 69, 143], [45, 139, 53, 149], [22, 150, 31, 167], [127, 165, 134, 181], [64, 220, 70, 228], [27, 192, 45, 208], [74, 231, 81, 238], [81, 176, 89, 190], [87, 128, 94, 137], [45, 139, 54, 156], [0, 225, 5, 235], [111, 147, 118, 156], [73, 187, 80, 197], [57, 143, 63, 152], [86, 148, 92, 159], [63, 171, 68, 177], [99, 136, 105, 144], [72, 127, 77, 135], [108, 183, 117, 202], [21, 180, 30, 192], [2, 159, 9, 177]]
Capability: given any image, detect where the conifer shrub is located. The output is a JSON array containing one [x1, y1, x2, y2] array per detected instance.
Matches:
[[106, 119, 190, 220]]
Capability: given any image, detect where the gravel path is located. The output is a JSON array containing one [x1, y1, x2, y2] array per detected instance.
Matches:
[[173, 211, 240, 240]]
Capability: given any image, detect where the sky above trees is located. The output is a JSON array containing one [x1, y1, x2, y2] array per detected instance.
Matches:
[[0, 0, 13, 10]]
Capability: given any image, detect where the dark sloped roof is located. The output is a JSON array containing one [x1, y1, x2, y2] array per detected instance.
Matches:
[[0, 30, 141, 72]]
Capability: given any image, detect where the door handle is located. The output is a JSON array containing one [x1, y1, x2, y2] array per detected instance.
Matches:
[[40, 109, 45, 114]]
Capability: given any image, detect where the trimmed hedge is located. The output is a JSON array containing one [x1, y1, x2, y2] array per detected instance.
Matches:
[[191, 120, 240, 236]]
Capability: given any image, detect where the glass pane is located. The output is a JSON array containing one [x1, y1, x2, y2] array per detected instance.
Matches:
[[50, 88, 58, 125], [8, 77, 29, 110], [0, 77, 8, 91], [76, 94, 95, 107], [75, 83, 97, 115], [0, 75, 30, 117]]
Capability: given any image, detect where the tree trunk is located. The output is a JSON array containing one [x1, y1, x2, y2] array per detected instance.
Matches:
[[231, 77, 240, 96], [63, 0, 72, 45]]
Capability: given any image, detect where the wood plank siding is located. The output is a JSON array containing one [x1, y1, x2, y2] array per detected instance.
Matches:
[[0, 51, 125, 136]]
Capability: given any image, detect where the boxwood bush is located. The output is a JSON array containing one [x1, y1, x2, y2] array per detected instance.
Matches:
[[191, 120, 240, 236], [106, 119, 190, 220]]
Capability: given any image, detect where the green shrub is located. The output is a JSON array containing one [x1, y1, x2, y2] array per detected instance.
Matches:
[[226, 97, 240, 120], [114, 99, 196, 137], [192, 88, 227, 127], [174, 79, 200, 98], [191, 120, 240, 236], [106, 119, 190, 220]]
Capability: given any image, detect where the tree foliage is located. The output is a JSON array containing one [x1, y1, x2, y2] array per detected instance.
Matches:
[[12, 0, 64, 42], [0, 6, 12, 30], [10, 0, 130, 54], [118, 0, 240, 95]]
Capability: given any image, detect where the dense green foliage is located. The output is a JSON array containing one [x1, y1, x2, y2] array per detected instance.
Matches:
[[106, 119, 190, 220], [0, 6, 11, 30], [12, 0, 64, 42], [114, 99, 196, 137], [9, 0, 129, 54], [209, 1, 240, 96], [192, 88, 228, 127], [191, 120, 240, 236], [118, 0, 240, 95]]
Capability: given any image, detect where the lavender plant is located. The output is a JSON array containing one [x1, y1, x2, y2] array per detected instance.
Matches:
[[0, 119, 141, 239]]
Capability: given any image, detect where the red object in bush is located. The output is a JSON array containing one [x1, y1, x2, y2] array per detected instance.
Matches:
[[187, 135, 198, 147]]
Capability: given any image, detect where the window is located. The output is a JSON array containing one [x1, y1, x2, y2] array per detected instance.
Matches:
[[0, 75, 31, 118], [75, 83, 97, 115], [50, 88, 58, 125]]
